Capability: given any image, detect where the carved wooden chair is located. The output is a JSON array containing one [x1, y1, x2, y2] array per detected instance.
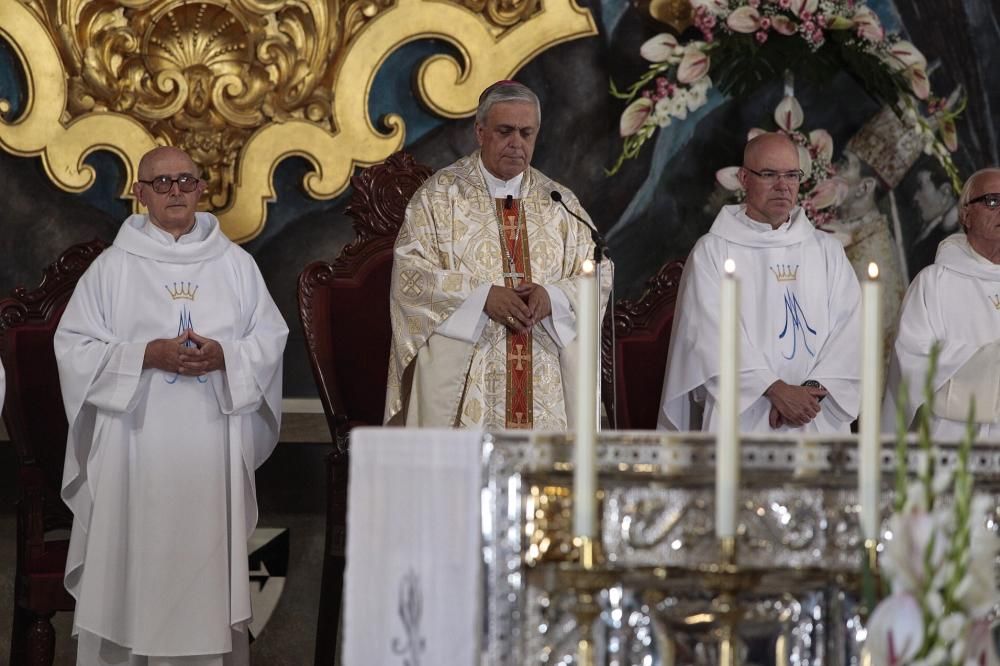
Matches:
[[602, 260, 685, 429], [0, 239, 109, 666], [297, 151, 433, 665]]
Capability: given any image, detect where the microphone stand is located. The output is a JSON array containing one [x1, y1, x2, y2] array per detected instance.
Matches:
[[551, 191, 614, 430]]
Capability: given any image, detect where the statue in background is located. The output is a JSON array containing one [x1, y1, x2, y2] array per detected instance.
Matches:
[[827, 107, 926, 379]]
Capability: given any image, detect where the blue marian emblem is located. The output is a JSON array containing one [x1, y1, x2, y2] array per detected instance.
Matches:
[[165, 305, 208, 384], [778, 288, 817, 359], [391, 569, 426, 666]]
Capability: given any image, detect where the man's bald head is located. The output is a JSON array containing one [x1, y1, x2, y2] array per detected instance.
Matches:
[[137, 146, 199, 181], [737, 132, 802, 228], [743, 132, 798, 168]]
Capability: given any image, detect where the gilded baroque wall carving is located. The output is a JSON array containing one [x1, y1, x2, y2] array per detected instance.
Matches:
[[0, 0, 596, 241]]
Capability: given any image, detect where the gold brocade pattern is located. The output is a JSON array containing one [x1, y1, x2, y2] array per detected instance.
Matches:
[[0, 0, 596, 241]]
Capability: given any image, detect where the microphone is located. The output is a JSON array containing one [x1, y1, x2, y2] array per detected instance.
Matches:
[[550, 190, 608, 261], [505, 194, 513, 210]]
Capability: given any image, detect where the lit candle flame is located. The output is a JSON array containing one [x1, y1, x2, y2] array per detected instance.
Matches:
[[867, 262, 879, 280], [582, 259, 595, 275], [724, 258, 736, 275]]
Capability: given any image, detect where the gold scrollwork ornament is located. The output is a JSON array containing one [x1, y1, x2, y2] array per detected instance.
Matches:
[[1, 0, 596, 241]]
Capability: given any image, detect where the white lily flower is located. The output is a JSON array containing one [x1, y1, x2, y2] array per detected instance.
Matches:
[[963, 619, 1000, 666], [797, 145, 813, 180], [789, 0, 818, 17], [677, 46, 710, 84], [774, 95, 804, 131], [808, 129, 833, 161], [886, 40, 928, 70], [726, 6, 761, 33], [908, 66, 930, 100], [866, 593, 924, 666], [619, 97, 653, 137], [716, 166, 742, 191], [640, 33, 681, 63]]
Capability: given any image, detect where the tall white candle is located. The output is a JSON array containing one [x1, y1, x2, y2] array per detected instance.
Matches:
[[716, 259, 740, 539], [574, 259, 598, 538], [860, 262, 882, 541]]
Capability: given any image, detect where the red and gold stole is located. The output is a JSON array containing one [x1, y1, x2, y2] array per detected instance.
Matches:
[[496, 197, 532, 429]]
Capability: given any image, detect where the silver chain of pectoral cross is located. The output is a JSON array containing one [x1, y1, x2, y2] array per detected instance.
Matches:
[[495, 200, 525, 286]]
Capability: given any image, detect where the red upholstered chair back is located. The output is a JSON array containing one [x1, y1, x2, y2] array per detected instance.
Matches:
[[298, 151, 434, 442], [602, 260, 685, 429], [0, 239, 108, 664]]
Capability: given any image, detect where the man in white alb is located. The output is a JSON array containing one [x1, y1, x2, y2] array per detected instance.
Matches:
[[659, 132, 862, 433], [884, 167, 1000, 439], [385, 81, 612, 429], [55, 146, 288, 665]]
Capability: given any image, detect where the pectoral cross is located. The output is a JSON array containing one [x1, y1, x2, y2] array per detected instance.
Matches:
[[503, 267, 524, 284]]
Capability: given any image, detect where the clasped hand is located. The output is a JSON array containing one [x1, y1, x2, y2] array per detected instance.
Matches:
[[484, 283, 552, 333], [144, 329, 226, 376], [765, 380, 827, 428]]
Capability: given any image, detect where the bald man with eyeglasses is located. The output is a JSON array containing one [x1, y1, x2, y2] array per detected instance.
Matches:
[[54, 146, 288, 664], [885, 167, 1000, 439], [660, 132, 862, 434]]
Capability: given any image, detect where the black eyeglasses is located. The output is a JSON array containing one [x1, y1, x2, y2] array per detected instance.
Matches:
[[743, 168, 804, 184], [965, 193, 1000, 210], [138, 174, 201, 194]]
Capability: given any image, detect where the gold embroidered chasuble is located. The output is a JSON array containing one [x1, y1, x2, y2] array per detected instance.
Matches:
[[385, 152, 612, 429]]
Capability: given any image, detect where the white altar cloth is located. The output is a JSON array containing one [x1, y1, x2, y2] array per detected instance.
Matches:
[[343, 428, 483, 666]]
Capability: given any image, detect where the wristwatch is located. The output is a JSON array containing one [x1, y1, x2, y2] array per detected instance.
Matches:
[[802, 379, 826, 402]]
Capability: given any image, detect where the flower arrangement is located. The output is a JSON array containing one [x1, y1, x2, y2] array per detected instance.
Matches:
[[610, 0, 962, 190], [866, 348, 1000, 665], [714, 92, 846, 227]]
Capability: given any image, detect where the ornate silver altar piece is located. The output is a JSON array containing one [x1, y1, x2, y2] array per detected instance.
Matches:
[[480, 431, 1000, 665]]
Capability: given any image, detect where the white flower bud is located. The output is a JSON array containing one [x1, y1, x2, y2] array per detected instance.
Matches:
[[938, 612, 966, 641]]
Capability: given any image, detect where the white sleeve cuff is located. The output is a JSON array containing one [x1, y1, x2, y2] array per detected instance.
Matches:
[[435, 283, 493, 344], [540, 285, 575, 348]]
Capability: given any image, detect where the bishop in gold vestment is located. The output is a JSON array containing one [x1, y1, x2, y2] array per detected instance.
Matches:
[[385, 82, 612, 429]]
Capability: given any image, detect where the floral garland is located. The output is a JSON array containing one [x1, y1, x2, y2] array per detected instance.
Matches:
[[866, 347, 1000, 666], [610, 0, 962, 191]]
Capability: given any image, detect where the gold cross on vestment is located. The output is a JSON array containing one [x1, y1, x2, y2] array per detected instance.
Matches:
[[502, 216, 520, 235], [512, 411, 528, 426], [511, 343, 529, 371]]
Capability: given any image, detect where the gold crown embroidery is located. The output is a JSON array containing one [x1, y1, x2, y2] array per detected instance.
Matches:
[[991, 294, 1000, 310], [769, 264, 799, 282], [165, 282, 198, 301]]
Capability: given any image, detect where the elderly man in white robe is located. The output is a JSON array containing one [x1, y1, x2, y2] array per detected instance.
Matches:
[[885, 167, 1000, 439], [659, 133, 862, 433], [55, 146, 288, 665], [385, 81, 612, 429]]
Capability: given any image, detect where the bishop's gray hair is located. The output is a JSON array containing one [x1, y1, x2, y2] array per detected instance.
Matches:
[[475, 82, 541, 126]]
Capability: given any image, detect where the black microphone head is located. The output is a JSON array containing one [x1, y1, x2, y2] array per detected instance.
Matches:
[[549, 190, 563, 203]]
